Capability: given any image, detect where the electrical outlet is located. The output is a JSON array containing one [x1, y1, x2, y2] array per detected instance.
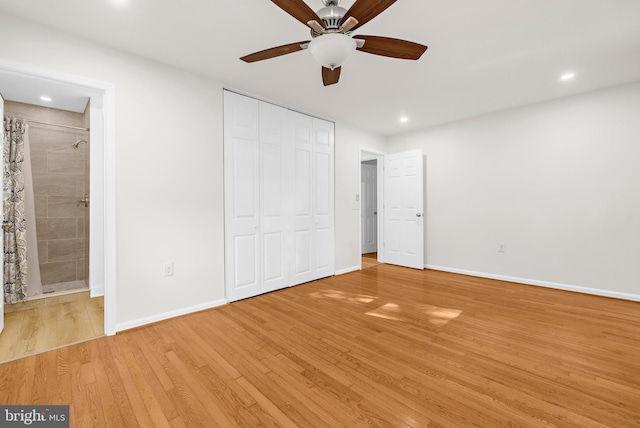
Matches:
[[163, 262, 174, 276], [498, 242, 506, 253]]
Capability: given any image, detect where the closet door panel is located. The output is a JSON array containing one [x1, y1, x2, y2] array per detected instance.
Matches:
[[294, 230, 312, 274], [294, 149, 311, 215], [262, 143, 283, 216], [315, 228, 331, 270], [312, 118, 335, 280], [234, 235, 258, 287], [263, 232, 283, 281], [259, 101, 290, 293], [290, 111, 315, 285], [315, 152, 330, 215], [314, 151, 331, 271], [224, 92, 261, 301], [233, 139, 258, 218]]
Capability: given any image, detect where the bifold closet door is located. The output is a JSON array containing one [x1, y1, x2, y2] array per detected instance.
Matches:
[[224, 92, 261, 301], [224, 91, 334, 301], [258, 101, 290, 294], [290, 111, 335, 286], [310, 117, 335, 282], [224, 92, 291, 301]]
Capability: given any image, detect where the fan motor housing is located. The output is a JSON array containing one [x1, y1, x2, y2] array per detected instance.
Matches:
[[317, 5, 347, 30]]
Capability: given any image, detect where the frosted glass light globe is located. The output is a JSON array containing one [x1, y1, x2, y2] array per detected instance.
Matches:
[[308, 33, 357, 70]]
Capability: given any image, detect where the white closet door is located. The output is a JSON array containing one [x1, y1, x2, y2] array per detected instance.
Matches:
[[224, 91, 334, 301], [311, 118, 335, 280], [383, 149, 424, 269], [289, 112, 335, 285], [290, 111, 315, 285], [259, 102, 290, 293], [224, 92, 261, 302]]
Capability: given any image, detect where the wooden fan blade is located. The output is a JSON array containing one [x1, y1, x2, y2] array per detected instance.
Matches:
[[356, 35, 427, 60], [342, 0, 397, 31], [322, 67, 341, 86], [240, 41, 310, 63], [272, 0, 324, 29]]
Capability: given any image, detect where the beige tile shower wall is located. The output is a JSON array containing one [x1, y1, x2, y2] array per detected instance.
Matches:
[[5, 101, 88, 286]]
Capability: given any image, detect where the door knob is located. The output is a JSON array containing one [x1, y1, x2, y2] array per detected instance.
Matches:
[[374, 211, 377, 215], [416, 213, 422, 217]]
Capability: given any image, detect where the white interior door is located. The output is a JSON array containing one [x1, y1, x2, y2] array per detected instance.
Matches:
[[361, 162, 377, 254], [224, 91, 261, 302], [383, 150, 424, 269], [259, 102, 290, 293], [0, 92, 4, 334]]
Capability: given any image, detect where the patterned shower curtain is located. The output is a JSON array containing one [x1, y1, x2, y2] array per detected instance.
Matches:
[[3, 116, 28, 304]]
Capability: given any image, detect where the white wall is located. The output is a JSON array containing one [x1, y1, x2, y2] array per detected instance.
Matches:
[[334, 122, 387, 273], [0, 13, 386, 327], [388, 82, 640, 299], [0, 13, 226, 326]]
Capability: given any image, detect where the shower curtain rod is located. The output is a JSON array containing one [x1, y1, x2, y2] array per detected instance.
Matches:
[[27, 119, 89, 132]]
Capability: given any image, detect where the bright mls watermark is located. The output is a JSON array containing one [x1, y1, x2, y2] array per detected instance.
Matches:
[[0, 406, 69, 427]]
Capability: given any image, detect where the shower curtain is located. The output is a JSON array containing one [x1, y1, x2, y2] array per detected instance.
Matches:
[[3, 116, 28, 304]]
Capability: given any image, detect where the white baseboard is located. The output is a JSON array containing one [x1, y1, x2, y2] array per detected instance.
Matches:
[[90, 284, 105, 298], [426, 265, 640, 302], [115, 298, 228, 332], [335, 266, 360, 275]]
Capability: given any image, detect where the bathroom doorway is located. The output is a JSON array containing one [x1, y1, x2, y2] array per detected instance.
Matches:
[[0, 60, 116, 360], [1, 101, 102, 363]]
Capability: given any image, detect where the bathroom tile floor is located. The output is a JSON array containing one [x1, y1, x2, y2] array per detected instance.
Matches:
[[42, 279, 87, 294]]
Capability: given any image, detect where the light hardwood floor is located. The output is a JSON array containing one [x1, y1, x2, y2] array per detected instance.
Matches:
[[1, 265, 639, 427], [362, 252, 381, 269], [0, 291, 103, 363]]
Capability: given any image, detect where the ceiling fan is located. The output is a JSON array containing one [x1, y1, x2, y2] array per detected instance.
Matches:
[[240, 0, 428, 86]]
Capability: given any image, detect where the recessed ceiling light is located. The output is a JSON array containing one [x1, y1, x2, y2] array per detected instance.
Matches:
[[399, 116, 409, 123], [40, 96, 52, 102], [560, 72, 576, 82]]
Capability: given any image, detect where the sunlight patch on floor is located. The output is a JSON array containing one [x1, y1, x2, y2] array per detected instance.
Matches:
[[366, 302, 462, 326], [308, 289, 377, 304], [365, 303, 404, 321]]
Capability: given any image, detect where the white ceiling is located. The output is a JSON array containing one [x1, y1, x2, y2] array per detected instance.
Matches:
[[0, 70, 91, 113], [1, 0, 639, 136]]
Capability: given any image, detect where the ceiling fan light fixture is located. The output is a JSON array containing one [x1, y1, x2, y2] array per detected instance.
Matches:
[[308, 33, 357, 70]]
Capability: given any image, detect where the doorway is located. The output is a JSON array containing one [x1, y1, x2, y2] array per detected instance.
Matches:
[[360, 148, 385, 269], [361, 159, 377, 254], [0, 60, 116, 343]]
